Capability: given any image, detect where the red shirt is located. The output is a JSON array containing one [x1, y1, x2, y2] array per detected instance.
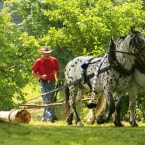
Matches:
[[32, 56, 60, 81]]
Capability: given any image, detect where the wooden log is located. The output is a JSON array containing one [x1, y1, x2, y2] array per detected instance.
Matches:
[[19, 102, 65, 109], [19, 97, 92, 109], [0, 109, 31, 124]]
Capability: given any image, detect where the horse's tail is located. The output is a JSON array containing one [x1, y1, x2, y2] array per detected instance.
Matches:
[[86, 93, 106, 124], [64, 86, 70, 119]]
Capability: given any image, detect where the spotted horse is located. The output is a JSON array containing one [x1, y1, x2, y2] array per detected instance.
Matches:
[[86, 30, 145, 127], [64, 28, 145, 126], [113, 48, 145, 127]]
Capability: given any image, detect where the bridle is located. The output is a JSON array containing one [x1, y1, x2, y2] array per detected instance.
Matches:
[[109, 49, 138, 56], [108, 32, 145, 76], [130, 32, 145, 52]]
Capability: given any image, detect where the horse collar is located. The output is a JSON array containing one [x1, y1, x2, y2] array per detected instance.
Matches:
[[108, 42, 134, 77]]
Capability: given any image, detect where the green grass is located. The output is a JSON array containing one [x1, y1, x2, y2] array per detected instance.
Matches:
[[0, 120, 145, 145], [4, 84, 144, 145]]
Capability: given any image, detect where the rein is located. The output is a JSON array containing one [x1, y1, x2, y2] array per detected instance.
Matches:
[[109, 49, 138, 56]]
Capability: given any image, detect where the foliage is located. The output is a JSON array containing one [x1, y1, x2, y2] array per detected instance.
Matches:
[[136, 92, 145, 121], [0, 12, 39, 110], [1, 0, 145, 121], [120, 94, 129, 121], [3, 0, 145, 56]]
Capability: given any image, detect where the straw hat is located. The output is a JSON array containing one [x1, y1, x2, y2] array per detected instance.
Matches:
[[38, 46, 53, 54]]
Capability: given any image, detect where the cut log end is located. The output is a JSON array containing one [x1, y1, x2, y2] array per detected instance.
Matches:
[[0, 109, 31, 124], [15, 110, 31, 124]]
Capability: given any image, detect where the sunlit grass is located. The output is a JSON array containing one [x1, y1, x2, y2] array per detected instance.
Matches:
[[2, 84, 144, 145], [0, 120, 145, 145]]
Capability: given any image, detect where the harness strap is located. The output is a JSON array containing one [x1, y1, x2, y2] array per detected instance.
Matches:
[[82, 57, 106, 91], [81, 57, 101, 91], [108, 41, 134, 77]]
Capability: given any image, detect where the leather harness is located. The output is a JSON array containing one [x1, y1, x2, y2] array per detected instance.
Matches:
[[108, 41, 134, 77]]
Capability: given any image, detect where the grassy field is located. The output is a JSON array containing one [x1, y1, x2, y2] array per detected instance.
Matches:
[[1, 84, 144, 145], [0, 119, 145, 145]]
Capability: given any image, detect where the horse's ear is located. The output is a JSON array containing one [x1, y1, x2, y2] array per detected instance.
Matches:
[[131, 26, 135, 34], [110, 36, 115, 44], [111, 36, 114, 42], [109, 36, 115, 48]]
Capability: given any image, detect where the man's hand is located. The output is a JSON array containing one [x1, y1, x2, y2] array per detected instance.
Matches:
[[42, 74, 47, 80]]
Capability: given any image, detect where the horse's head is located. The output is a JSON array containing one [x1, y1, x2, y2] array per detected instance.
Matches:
[[108, 28, 145, 75], [129, 27, 145, 53], [115, 27, 145, 56]]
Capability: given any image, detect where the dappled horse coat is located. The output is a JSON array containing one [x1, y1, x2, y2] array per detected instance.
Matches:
[[64, 28, 145, 126]]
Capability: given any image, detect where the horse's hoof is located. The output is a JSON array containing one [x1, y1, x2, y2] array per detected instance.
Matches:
[[85, 119, 95, 125], [130, 121, 138, 127], [66, 120, 73, 125], [67, 123, 73, 125], [97, 116, 105, 124], [66, 119, 73, 125], [114, 121, 124, 127], [77, 121, 84, 126]]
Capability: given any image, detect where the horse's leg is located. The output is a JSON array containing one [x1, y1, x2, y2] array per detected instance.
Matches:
[[86, 93, 106, 125], [72, 103, 84, 126], [69, 86, 84, 126], [74, 86, 87, 126], [113, 92, 124, 127], [97, 91, 115, 124], [128, 84, 138, 127], [66, 112, 73, 125], [64, 86, 73, 125], [65, 91, 82, 126]]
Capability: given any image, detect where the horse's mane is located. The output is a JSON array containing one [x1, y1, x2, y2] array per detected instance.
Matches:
[[117, 29, 142, 42], [115, 35, 127, 44], [118, 35, 127, 40]]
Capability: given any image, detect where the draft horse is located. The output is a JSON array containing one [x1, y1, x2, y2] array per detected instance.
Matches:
[[113, 48, 145, 126], [64, 28, 145, 126], [86, 31, 145, 127]]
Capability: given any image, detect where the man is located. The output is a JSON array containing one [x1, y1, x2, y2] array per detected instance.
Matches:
[[32, 46, 60, 123]]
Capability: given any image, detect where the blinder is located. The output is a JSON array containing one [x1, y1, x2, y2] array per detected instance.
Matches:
[[131, 32, 145, 52]]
